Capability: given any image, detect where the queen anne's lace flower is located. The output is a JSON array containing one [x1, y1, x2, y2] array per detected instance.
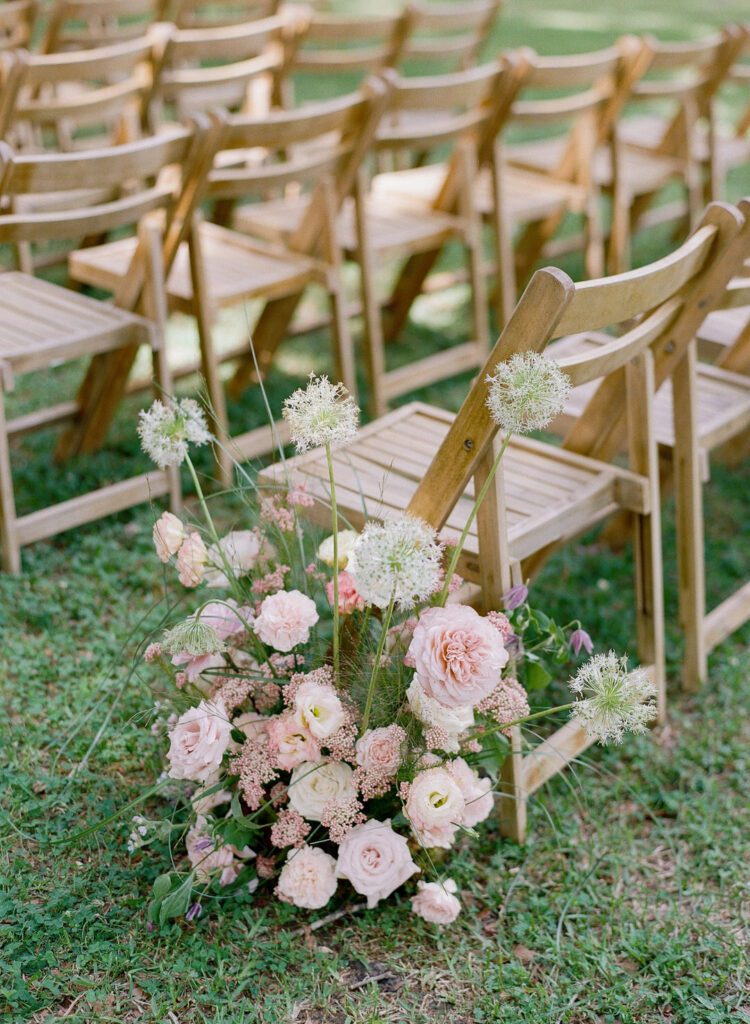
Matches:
[[348, 517, 444, 610], [485, 352, 571, 434], [282, 374, 359, 453], [162, 618, 226, 658], [570, 652, 657, 744], [138, 398, 212, 468]]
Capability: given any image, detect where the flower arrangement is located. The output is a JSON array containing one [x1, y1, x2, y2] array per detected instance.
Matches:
[[131, 363, 656, 928]]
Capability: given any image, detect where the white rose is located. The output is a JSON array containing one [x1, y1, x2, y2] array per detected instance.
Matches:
[[317, 529, 359, 569], [294, 678, 346, 739], [407, 679, 474, 753], [205, 530, 263, 588], [288, 759, 356, 821], [276, 845, 338, 909], [167, 700, 231, 783]]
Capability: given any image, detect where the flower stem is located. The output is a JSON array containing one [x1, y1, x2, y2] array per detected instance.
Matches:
[[437, 434, 511, 607], [360, 597, 395, 734], [472, 701, 576, 741], [184, 455, 247, 608], [325, 443, 340, 682]]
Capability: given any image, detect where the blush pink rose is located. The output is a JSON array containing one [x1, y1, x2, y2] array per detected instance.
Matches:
[[326, 571, 365, 615], [276, 844, 338, 909], [411, 879, 461, 925], [267, 712, 320, 771], [153, 511, 185, 562], [197, 600, 252, 643], [407, 605, 509, 708], [176, 532, 208, 588], [167, 700, 231, 782], [336, 818, 420, 908], [254, 589, 319, 652], [355, 726, 404, 777], [448, 757, 494, 828]]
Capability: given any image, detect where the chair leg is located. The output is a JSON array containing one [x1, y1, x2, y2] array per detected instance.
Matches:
[[187, 222, 232, 489], [0, 391, 20, 573], [672, 342, 708, 690], [320, 181, 357, 400], [608, 190, 631, 275], [457, 143, 489, 358], [498, 725, 527, 843], [354, 171, 388, 419], [583, 189, 605, 280]]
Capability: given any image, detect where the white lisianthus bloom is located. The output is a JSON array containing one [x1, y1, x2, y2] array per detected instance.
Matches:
[[282, 374, 359, 453], [570, 652, 658, 744], [406, 679, 474, 753], [405, 767, 466, 849], [294, 678, 347, 740], [485, 351, 571, 434], [347, 517, 444, 610], [317, 529, 359, 569], [288, 759, 356, 821], [138, 397, 212, 468]]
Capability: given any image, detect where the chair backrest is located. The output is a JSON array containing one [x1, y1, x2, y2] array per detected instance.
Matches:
[[172, 0, 280, 29], [624, 28, 745, 156], [504, 40, 645, 186], [147, 14, 287, 124], [0, 36, 156, 147], [0, 120, 220, 310], [206, 77, 392, 255], [406, 200, 749, 531], [399, 0, 501, 73], [0, 0, 36, 52], [42, 0, 166, 52], [723, 24, 750, 138], [281, 8, 411, 102]]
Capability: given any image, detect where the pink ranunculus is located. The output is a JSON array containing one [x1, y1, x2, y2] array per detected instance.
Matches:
[[197, 600, 252, 643], [411, 879, 461, 925], [276, 844, 338, 910], [167, 700, 231, 782], [405, 766, 465, 849], [176, 532, 208, 588], [267, 712, 320, 771], [448, 757, 494, 828], [355, 726, 404, 777], [254, 589, 319, 652], [171, 651, 225, 684], [407, 605, 509, 709], [153, 511, 185, 562], [336, 819, 420, 908], [325, 571, 365, 615]]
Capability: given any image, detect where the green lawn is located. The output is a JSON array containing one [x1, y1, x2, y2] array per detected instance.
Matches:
[[2, 1, 750, 1021]]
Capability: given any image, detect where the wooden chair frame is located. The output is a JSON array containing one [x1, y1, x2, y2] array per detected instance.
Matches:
[[171, 0, 281, 30], [41, 0, 167, 52], [399, 0, 501, 73], [0, 0, 37, 52], [0, 122, 221, 571]]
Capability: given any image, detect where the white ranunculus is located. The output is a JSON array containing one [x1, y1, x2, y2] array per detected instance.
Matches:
[[287, 759, 356, 821]]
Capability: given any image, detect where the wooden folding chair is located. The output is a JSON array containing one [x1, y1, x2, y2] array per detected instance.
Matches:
[[146, 14, 288, 127], [234, 63, 506, 417], [698, 24, 750, 202], [41, 0, 166, 52], [398, 0, 501, 74], [0, 36, 156, 148], [0, 0, 36, 52], [0, 124, 219, 571], [65, 81, 391, 481], [547, 198, 750, 690], [277, 7, 411, 106], [258, 200, 745, 841]]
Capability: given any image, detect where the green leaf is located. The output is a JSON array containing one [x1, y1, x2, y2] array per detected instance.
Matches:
[[230, 791, 262, 830], [152, 873, 172, 902], [158, 873, 195, 925], [525, 660, 552, 691], [477, 729, 510, 781]]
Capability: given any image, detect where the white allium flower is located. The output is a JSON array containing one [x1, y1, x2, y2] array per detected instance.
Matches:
[[162, 618, 226, 657], [347, 517, 444, 610], [282, 374, 359, 453], [570, 652, 658, 744], [138, 397, 212, 468], [485, 351, 571, 434]]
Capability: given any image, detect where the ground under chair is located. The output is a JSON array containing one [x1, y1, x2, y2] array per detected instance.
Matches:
[[257, 200, 748, 842], [0, 126, 224, 571]]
